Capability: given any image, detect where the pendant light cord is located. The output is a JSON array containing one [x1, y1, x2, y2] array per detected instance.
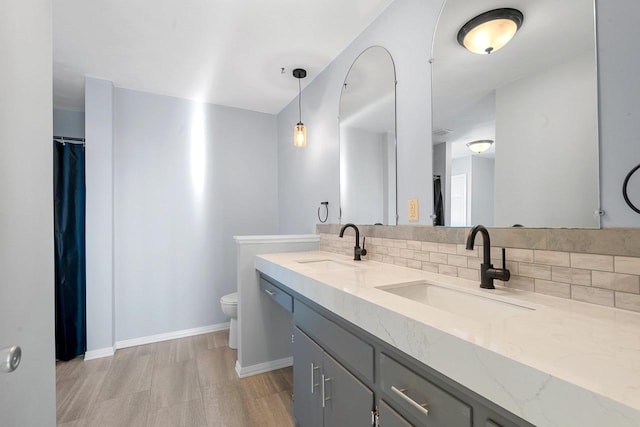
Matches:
[[298, 78, 302, 123]]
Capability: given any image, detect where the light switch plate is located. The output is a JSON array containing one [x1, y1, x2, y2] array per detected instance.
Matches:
[[408, 199, 419, 221]]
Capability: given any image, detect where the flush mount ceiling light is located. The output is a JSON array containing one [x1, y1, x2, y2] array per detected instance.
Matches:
[[457, 8, 523, 55], [293, 68, 307, 147], [466, 139, 494, 153]]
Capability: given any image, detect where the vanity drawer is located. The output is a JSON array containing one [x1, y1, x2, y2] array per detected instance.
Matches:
[[259, 276, 293, 313], [294, 300, 374, 382], [379, 353, 472, 427]]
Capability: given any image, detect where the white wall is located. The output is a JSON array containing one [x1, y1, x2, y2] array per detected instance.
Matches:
[[85, 77, 115, 355], [495, 52, 598, 227], [113, 88, 278, 342], [53, 108, 85, 138], [340, 127, 385, 224], [0, 0, 56, 424], [277, 0, 441, 233], [598, 0, 640, 227]]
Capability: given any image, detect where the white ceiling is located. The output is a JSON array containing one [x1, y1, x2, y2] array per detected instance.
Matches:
[[53, 0, 394, 113]]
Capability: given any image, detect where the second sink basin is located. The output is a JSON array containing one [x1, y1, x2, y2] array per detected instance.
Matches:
[[377, 281, 535, 322]]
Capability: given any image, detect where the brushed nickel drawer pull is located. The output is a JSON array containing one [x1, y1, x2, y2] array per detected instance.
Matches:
[[310, 363, 320, 393], [322, 374, 332, 408], [263, 288, 276, 297], [391, 385, 429, 416]]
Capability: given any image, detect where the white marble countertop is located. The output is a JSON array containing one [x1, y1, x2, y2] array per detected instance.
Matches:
[[255, 250, 640, 427]]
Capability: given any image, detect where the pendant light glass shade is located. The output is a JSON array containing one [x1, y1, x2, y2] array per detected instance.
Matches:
[[466, 139, 494, 153], [458, 9, 523, 55], [294, 122, 307, 147], [293, 68, 307, 147]]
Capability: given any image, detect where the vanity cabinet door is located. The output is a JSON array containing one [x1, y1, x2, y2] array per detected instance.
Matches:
[[322, 351, 373, 427], [293, 327, 323, 427], [378, 400, 413, 427]]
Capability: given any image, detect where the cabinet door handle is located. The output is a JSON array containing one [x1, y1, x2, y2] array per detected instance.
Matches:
[[321, 374, 332, 408], [263, 288, 276, 297], [391, 385, 429, 416], [310, 363, 320, 393]]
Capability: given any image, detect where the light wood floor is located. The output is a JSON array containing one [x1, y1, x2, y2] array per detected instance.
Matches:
[[56, 330, 295, 427]]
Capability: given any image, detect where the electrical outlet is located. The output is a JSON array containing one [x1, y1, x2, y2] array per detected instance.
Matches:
[[408, 199, 419, 221]]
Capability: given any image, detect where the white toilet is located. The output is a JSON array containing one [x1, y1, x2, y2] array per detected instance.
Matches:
[[220, 292, 238, 349]]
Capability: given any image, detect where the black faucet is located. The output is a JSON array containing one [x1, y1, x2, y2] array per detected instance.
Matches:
[[339, 223, 367, 261], [465, 225, 510, 289]]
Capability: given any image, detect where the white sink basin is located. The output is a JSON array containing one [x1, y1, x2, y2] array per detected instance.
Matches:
[[296, 259, 357, 271], [377, 281, 535, 322]]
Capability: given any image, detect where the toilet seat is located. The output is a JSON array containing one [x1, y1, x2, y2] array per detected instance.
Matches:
[[220, 292, 237, 306]]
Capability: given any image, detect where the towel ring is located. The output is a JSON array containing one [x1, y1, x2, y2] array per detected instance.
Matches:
[[623, 163, 640, 214]]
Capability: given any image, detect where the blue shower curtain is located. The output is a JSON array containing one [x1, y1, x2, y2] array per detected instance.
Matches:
[[53, 140, 86, 361]]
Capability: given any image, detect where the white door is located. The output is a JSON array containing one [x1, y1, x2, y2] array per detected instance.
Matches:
[[0, 1, 57, 425]]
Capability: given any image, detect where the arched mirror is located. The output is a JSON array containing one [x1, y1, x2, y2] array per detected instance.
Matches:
[[340, 46, 397, 225], [431, 0, 600, 228]]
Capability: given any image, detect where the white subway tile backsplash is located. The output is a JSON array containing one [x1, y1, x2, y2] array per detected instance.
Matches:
[[535, 279, 571, 299], [429, 252, 447, 264], [421, 242, 438, 252], [438, 264, 458, 277], [572, 285, 614, 307], [534, 250, 571, 267], [407, 240, 422, 250], [506, 248, 534, 263], [519, 263, 552, 280], [447, 254, 467, 268], [571, 253, 614, 272], [592, 271, 640, 293], [615, 292, 640, 313], [615, 256, 640, 275], [438, 243, 457, 255]]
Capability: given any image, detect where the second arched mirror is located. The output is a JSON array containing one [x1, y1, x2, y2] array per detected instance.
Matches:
[[339, 46, 397, 225]]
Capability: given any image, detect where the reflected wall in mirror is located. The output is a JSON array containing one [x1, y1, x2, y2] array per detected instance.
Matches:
[[340, 46, 397, 225], [431, 0, 600, 228]]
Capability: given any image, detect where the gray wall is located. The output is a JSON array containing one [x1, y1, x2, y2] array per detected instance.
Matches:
[[85, 77, 115, 354], [113, 88, 279, 341], [340, 127, 386, 224], [277, 0, 441, 233], [0, 0, 56, 424], [598, 0, 640, 227], [53, 108, 85, 138], [495, 52, 598, 227], [276, 0, 640, 231], [471, 156, 494, 226]]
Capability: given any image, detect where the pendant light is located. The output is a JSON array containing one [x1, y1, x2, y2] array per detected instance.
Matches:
[[457, 8, 523, 55], [466, 139, 494, 154], [293, 68, 307, 147]]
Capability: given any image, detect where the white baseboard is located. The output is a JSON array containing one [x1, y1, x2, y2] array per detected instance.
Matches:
[[235, 356, 293, 378], [115, 322, 230, 350], [84, 346, 115, 361]]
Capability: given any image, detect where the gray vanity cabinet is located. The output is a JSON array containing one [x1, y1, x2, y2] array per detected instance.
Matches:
[[259, 273, 533, 427], [293, 326, 373, 427]]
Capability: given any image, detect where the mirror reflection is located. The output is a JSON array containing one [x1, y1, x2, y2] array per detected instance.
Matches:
[[340, 46, 397, 225], [432, 0, 600, 228]]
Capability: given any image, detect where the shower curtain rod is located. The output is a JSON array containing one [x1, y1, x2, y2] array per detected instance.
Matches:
[[53, 135, 85, 144]]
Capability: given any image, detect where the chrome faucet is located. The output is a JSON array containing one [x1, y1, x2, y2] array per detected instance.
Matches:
[[339, 223, 367, 261], [465, 225, 510, 289]]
